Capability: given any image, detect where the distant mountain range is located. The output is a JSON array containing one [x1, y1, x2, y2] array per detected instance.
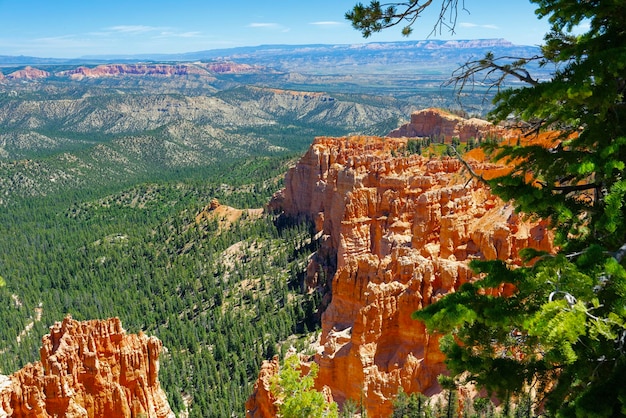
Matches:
[[0, 39, 541, 75]]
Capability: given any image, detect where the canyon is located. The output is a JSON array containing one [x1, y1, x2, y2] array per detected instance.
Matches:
[[0, 39, 556, 418], [249, 109, 552, 417], [0, 106, 553, 417], [0, 316, 173, 418]]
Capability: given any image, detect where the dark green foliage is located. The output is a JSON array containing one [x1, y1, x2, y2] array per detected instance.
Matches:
[[340, 398, 362, 418], [472, 397, 497, 418], [406, 139, 423, 155], [438, 376, 458, 418], [346, 1, 462, 38], [392, 387, 431, 418], [484, 1, 626, 251], [391, 388, 539, 418], [430, 0, 626, 413]]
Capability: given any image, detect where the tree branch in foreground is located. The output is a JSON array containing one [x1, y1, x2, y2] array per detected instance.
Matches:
[[445, 53, 542, 98], [346, 0, 467, 38]]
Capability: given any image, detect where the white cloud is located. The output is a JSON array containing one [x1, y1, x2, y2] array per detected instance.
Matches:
[[89, 25, 165, 37], [177, 31, 203, 38], [35, 34, 78, 42], [248, 23, 280, 28], [459, 22, 499, 30], [107, 25, 159, 34], [309, 21, 343, 26], [93, 25, 205, 41], [247, 22, 290, 33], [156, 31, 203, 39]]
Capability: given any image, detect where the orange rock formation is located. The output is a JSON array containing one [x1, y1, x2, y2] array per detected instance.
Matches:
[[253, 131, 552, 417], [0, 316, 173, 418], [388, 108, 508, 142], [245, 357, 280, 418]]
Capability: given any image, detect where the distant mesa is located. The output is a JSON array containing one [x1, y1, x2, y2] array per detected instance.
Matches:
[[354, 38, 514, 50], [0, 61, 264, 81], [5, 66, 50, 80], [57, 63, 210, 80], [201, 62, 263, 74]]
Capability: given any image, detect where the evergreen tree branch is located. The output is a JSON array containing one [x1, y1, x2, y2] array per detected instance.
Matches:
[[446, 145, 488, 186], [346, 1, 467, 38], [445, 54, 542, 98]]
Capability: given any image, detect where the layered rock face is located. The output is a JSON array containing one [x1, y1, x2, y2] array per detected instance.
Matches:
[[201, 62, 262, 73], [0, 316, 173, 418], [260, 134, 552, 417], [58, 64, 211, 80], [389, 108, 508, 142]]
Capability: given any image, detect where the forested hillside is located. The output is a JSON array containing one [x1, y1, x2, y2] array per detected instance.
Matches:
[[0, 155, 324, 416]]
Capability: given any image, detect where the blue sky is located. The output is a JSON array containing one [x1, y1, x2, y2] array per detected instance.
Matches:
[[0, 1, 550, 58]]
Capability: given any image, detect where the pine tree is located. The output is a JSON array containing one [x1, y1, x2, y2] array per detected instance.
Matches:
[[270, 354, 338, 418]]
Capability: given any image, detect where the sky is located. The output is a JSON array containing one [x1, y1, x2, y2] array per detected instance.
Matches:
[[0, 1, 551, 58]]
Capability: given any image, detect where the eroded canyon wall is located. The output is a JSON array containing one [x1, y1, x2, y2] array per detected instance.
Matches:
[[0, 316, 173, 418], [256, 124, 552, 416]]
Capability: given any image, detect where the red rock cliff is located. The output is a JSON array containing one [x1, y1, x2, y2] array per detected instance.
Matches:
[[389, 108, 508, 142], [0, 316, 173, 418], [256, 135, 552, 417]]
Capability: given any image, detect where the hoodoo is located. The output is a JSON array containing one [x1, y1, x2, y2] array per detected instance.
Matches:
[[253, 131, 552, 417], [0, 316, 173, 418]]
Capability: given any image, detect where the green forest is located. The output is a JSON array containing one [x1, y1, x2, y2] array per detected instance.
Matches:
[[0, 154, 322, 417]]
